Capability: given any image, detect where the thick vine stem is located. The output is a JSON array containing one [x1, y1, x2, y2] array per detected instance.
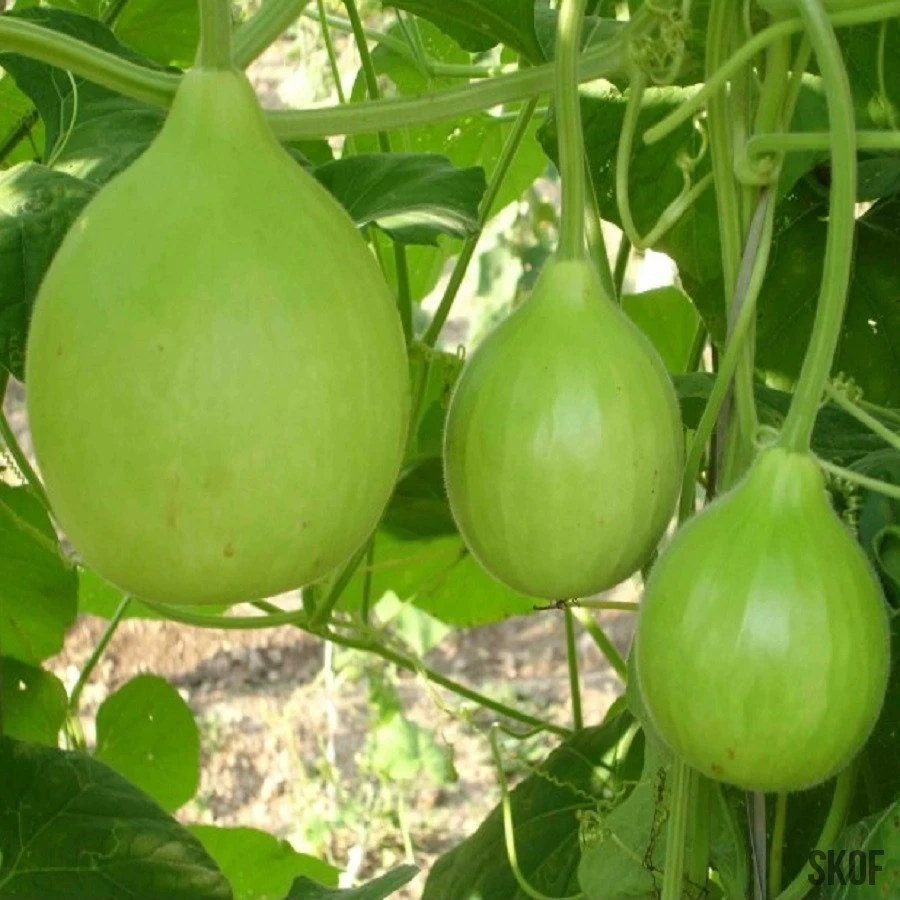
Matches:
[[196, 0, 234, 70], [233, 0, 313, 68], [661, 758, 694, 900], [0, 11, 642, 138], [679, 190, 776, 522], [779, 0, 857, 452], [749, 130, 900, 156], [0, 17, 179, 107], [555, 0, 589, 261], [269, 12, 653, 139], [769, 792, 788, 897]]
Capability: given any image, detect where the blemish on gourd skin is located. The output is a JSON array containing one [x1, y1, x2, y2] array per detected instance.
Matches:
[[725, 747, 736, 761], [223, 542, 235, 558], [166, 500, 178, 529]]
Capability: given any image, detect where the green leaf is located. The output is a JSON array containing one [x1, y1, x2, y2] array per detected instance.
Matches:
[[286, 866, 418, 900], [350, 18, 547, 303], [754, 192, 900, 408], [0, 74, 44, 167], [538, 81, 721, 285], [189, 826, 338, 900], [350, 530, 535, 625], [0, 483, 78, 665], [674, 373, 900, 467], [0, 657, 67, 745], [94, 674, 200, 813], [851, 449, 900, 604], [0, 162, 96, 377], [584, 658, 749, 899], [364, 710, 456, 785], [313, 153, 486, 245], [385, 0, 544, 61], [423, 709, 639, 900], [406, 345, 464, 463], [343, 461, 534, 626], [373, 592, 452, 657], [684, 188, 900, 408], [839, 20, 900, 132], [577, 730, 668, 898], [622, 286, 701, 373], [78, 566, 230, 620], [382, 459, 456, 540], [860, 613, 900, 814], [0, 736, 231, 900], [112, 0, 199, 69], [0, 8, 167, 184], [824, 800, 900, 898], [875, 527, 900, 599]]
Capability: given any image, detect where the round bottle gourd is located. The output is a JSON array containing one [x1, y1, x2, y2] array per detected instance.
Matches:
[[635, 447, 891, 792], [443, 258, 684, 600], [25, 68, 409, 606]]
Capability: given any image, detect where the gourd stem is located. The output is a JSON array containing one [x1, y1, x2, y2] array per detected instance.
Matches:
[[686, 774, 711, 892], [660, 758, 694, 900], [68, 596, 132, 715], [706, 0, 756, 492], [775, 765, 856, 900], [422, 97, 539, 348], [779, 0, 857, 452], [768, 792, 788, 897], [554, 0, 589, 261], [679, 190, 776, 522], [233, 0, 313, 69], [196, 0, 234, 70], [564, 608, 584, 730], [816, 459, 900, 500]]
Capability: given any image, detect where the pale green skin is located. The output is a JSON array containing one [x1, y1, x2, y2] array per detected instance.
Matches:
[[25, 69, 409, 606], [635, 447, 891, 792], [443, 258, 684, 600]]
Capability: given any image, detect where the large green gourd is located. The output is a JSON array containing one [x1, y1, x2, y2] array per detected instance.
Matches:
[[25, 68, 409, 606], [635, 447, 891, 792], [443, 257, 684, 600]]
